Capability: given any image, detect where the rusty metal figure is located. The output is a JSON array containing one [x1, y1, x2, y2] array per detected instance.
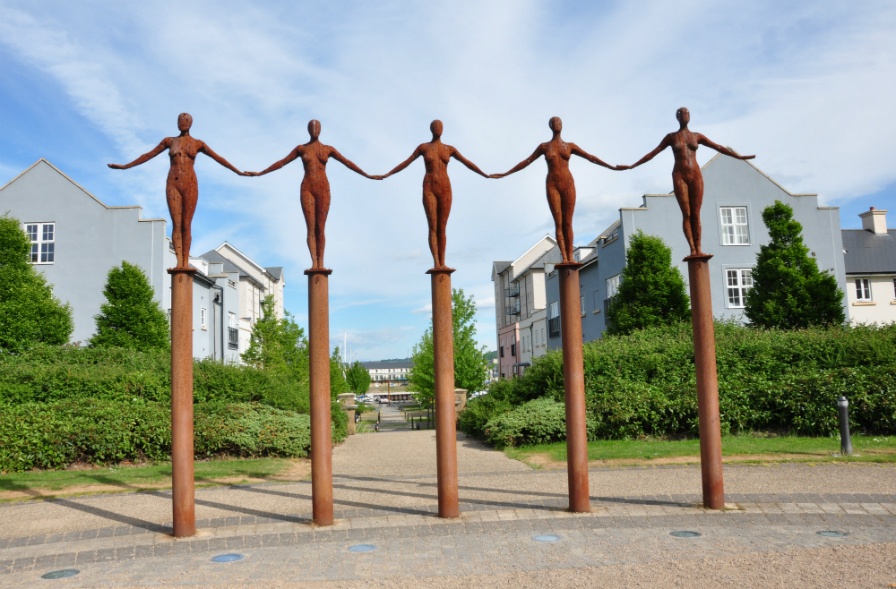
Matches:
[[619, 107, 755, 257], [490, 117, 620, 264], [380, 120, 488, 270], [246, 119, 380, 270], [108, 113, 246, 269]]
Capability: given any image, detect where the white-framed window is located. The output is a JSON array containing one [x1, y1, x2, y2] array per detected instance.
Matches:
[[200, 307, 207, 330], [720, 206, 750, 245], [605, 274, 620, 298], [25, 222, 55, 264], [726, 268, 753, 308], [855, 278, 872, 302]]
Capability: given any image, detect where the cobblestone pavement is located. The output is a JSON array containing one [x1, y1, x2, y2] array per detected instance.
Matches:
[[2, 420, 895, 588]]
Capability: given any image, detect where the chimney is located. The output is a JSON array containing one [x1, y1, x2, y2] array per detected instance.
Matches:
[[859, 207, 888, 234]]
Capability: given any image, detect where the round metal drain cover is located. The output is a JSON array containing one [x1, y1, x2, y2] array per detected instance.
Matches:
[[670, 530, 701, 538], [533, 534, 562, 543], [211, 553, 245, 563], [817, 530, 849, 538], [41, 569, 80, 579], [348, 544, 377, 553]]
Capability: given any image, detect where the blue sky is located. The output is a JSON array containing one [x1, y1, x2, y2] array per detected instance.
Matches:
[[1, 1, 894, 361]]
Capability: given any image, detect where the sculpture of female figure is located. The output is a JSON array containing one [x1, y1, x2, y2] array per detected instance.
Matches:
[[108, 113, 246, 269], [620, 107, 755, 257], [380, 120, 489, 270], [246, 119, 380, 270], [491, 116, 620, 264]]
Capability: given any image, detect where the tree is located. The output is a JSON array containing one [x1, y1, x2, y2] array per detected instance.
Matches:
[[90, 261, 169, 350], [408, 288, 489, 408], [242, 295, 308, 380], [329, 346, 349, 397], [345, 361, 371, 395], [745, 200, 845, 329], [0, 216, 73, 351], [606, 231, 691, 336]]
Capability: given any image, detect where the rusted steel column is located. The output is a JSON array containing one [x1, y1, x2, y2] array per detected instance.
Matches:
[[557, 262, 590, 513], [686, 254, 725, 509], [168, 268, 196, 538], [307, 269, 334, 526], [428, 268, 460, 518]]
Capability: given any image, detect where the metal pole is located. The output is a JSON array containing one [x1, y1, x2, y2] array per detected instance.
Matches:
[[838, 396, 853, 456], [428, 268, 460, 518], [557, 262, 590, 513], [168, 268, 196, 537], [307, 269, 334, 526], [686, 255, 725, 509]]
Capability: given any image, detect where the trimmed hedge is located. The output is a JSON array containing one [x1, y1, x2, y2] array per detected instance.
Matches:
[[0, 345, 351, 472], [461, 322, 896, 446]]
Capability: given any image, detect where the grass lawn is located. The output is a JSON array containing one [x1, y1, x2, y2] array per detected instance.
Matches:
[[0, 457, 302, 502], [505, 435, 896, 468]]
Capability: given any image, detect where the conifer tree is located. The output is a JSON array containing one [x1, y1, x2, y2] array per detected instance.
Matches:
[[606, 231, 690, 336], [91, 261, 169, 350], [745, 200, 845, 328]]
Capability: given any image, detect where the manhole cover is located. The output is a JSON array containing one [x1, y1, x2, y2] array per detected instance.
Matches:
[[41, 569, 80, 579], [533, 534, 562, 543], [348, 544, 377, 553], [817, 530, 849, 538], [211, 553, 245, 563], [670, 530, 701, 538]]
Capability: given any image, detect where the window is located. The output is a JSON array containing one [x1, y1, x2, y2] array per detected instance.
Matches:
[[510, 343, 516, 357], [548, 301, 560, 336], [855, 278, 872, 302], [893, 278, 896, 299], [200, 307, 207, 330], [726, 269, 753, 308], [720, 207, 750, 245], [580, 296, 585, 316], [227, 312, 238, 349], [500, 345, 504, 357], [606, 275, 620, 298], [25, 222, 55, 263]]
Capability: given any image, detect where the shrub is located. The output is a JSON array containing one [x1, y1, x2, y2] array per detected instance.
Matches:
[[483, 398, 598, 448]]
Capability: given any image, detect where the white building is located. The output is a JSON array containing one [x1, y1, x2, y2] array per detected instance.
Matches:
[[842, 208, 896, 325]]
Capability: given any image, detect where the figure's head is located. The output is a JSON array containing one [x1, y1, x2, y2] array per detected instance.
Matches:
[[676, 107, 690, 126], [308, 119, 321, 139], [430, 119, 443, 137], [177, 113, 193, 132], [549, 116, 562, 133]]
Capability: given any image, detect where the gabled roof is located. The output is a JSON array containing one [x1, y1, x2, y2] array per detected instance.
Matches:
[[0, 158, 165, 221], [361, 359, 413, 370], [842, 229, 896, 274], [214, 242, 281, 283], [491, 261, 512, 280], [199, 249, 267, 290]]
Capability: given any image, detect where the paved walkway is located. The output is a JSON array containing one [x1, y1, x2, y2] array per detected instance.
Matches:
[[1, 409, 895, 588]]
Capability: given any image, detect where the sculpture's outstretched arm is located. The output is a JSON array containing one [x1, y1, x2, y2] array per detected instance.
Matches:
[[381, 146, 423, 179], [570, 143, 616, 170], [624, 134, 672, 170], [108, 138, 171, 169], [490, 144, 544, 178], [330, 147, 380, 180], [450, 147, 489, 178], [697, 134, 755, 160], [200, 142, 246, 175], [248, 146, 302, 176]]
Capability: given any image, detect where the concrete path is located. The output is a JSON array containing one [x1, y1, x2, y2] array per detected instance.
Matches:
[[1, 411, 895, 588]]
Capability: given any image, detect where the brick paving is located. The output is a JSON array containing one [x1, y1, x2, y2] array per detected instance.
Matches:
[[1, 413, 895, 587]]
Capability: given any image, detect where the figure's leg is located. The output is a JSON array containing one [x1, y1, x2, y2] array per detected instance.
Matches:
[[673, 175, 697, 256], [436, 189, 452, 268], [422, 190, 439, 268], [181, 184, 198, 268], [546, 186, 567, 262], [561, 186, 576, 263], [688, 175, 705, 255], [316, 188, 331, 269], [167, 185, 185, 267], [300, 190, 317, 268]]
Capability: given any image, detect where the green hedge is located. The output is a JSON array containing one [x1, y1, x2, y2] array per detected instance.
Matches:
[[0, 400, 322, 472], [461, 323, 896, 445], [0, 345, 310, 413]]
